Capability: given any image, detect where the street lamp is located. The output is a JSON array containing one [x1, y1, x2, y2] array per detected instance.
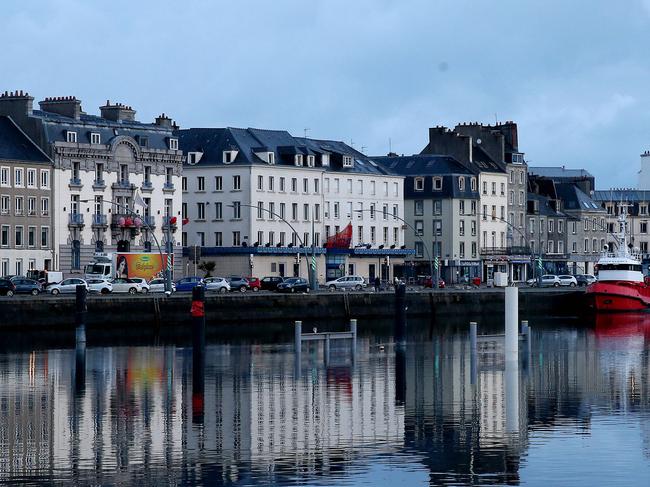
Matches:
[[228, 203, 318, 290], [353, 208, 437, 288], [81, 197, 174, 295]]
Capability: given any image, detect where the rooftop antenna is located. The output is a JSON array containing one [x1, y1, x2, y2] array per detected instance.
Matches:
[[303, 128, 310, 138], [389, 137, 392, 154], [494, 113, 498, 125], [350, 139, 355, 148], [361, 145, 367, 153]]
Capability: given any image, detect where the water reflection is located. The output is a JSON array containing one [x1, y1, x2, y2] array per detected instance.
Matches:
[[0, 317, 649, 486]]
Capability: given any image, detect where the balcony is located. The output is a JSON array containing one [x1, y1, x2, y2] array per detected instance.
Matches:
[[69, 177, 82, 188], [92, 179, 106, 190], [92, 214, 108, 227], [163, 182, 175, 193], [480, 246, 532, 256], [141, 180, 153, 192], [143, 215, 156, 228], [68, 213, 84, 226], [112, 180, 134, 190]]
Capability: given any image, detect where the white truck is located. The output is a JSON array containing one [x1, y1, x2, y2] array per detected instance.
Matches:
[[84, 252, 172, 282]]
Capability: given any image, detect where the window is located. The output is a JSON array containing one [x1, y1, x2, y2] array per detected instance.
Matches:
[[370, 226, 376, 243], [383, 204, 388, 220], [303, 204, 309, 221], [119, 164, 128, 185], [471, 201, 477, 215], [1, 195, 8, 214], [256, 175, 263, 191], [233, 202, 241, 219], [165, 167, 174, 187], [196, 232, 205, 246], [433, 200, 442, 215], [500, 182, 505, 195], [294, 154, 303, 166], [233, 175, 241, 190], [509, 191, 514, 205], [414, 200, 424, 216], [41, 197, 49, 216], [414, 177, 424, 191], [0, 167, 9, 187], [433, 220, 442, 236], [215, 202, 222, 220], [268, 152, 275, 165], [138, 136, 149, 148], [370, 204, 376, 220], [90, 132, 101, 144], [314, 178, 319, 194], [168, 138, 178, 150], [471, 220, 476, 236], [433, 177, 442, 190], [540, 219, 545, 233], [393, 182, 399, 196], [292, 203, 298, 221], [14, 168, 23, 187], [459, 242, 465, 258], [291, 178, 298, 192], [197, 176, 205, 191], [257, 231, 264, 245], [268, 176, 274, 192], [1, 225, 8, 246], [519, 191, 524, 205], [215, 232, 223, 246], [15, 226, 23, 247], [347, 179, 353, 193], [482, 181, 487, 195], [491, 182, 497, 195], [509, 170, 514, 183], [232, 231, 241, 246], [415, 242, 424, 258], [269, 232, 275, 245], [548, 240, 554, 253], [334, 202, 340, 219], [592, 218, 597, 231], [459, 220, 465, 236], [548, 219, 554, 232], [572, 241, 577, 253], [394, 227, 399, 244], [458, 177, 465, 190], [214, 176, 222, 191], [529, 218, 534, 233], [41, 227, 49, 248], [26, 169, 36, 188], [279, 203, 286, 219], [584, 238, 589, 252], [584, 219, 589, 231], [641, 205, 648, 216], [66, 131, 77, 143], [641, 221, 648, 234], [197, 203, 205, 220], [558, 240, 564, 254], [358, 226, 364, 244], [223, 151, 237, 163], [342, 155, 353, 167], [181, 176, 187, 191], [304, 178, 309, 193], [15, 196, 23, 215], [307, 155, 315, 167], [28, 197, 36, 215], [572, 221, 577, 234], [393, 204, 399, 220], [314, 204, 320, 221], [482, 205, 487, 220], [491, 205, 497, 221]]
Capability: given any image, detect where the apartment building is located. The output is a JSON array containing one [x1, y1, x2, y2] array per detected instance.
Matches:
[[375, 155, 481, 283], [178, 127, 408, 282], [0, 91, 184, 277], [0, 116, 53, 276]]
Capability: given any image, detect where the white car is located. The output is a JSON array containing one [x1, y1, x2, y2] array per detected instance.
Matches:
[[204, 277, 230, 293], [325, 275, 367, 291], [149, 278, 176, 293], [128, 278, 150, 293], [557, 275, 578, 287], [110, 278, 142, 294], [49, 278, 88, 296], [527, 274, 561, 287], [86, 278, 112, 294]]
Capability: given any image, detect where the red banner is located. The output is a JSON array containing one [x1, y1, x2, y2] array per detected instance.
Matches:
[[326, 223, 352, 249]]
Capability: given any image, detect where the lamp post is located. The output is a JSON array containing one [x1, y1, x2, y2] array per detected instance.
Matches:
[[228, 203, 318, 290], [81, 197, 174, 294], [353, 209, 436, 288]]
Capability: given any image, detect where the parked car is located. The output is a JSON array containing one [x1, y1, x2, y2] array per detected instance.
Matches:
[[557, 275, 578, 287], [575, 274, 597, 286], [128, 278, 150, 293], [227, 276, 250, 292], [175, 276, 203, 292], [246, 277, 261, 292], [276, 277, 310, 293], [526, 274, 561, 287], [110, 278, 143, 294], [149, 278, 176, 293], [204, 277, 230, 293], [87, 279, 113, 294], [0, 278, 16, 296], [11, 277, 42, 295], [48, 278, 88, 295], [325, 275, 367, 291], [423, 277, 446, 289], [260, 276, 285, 291]]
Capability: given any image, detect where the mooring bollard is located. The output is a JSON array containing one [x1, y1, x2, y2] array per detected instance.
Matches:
[[522, 320, 532, 372], [394, 283, 407, 344], [75, 284, 87, 345], [505, 286, 519, 359], [191, 285, 206, 425], [350, 318, 357, 360], [470, 321, 478, 385]]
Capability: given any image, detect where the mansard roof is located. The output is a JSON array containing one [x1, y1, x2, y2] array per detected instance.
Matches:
[[0, 116, 51, 163]]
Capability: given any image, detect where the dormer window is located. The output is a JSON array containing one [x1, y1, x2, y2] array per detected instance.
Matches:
[[90, 132, 101, 144], [223, 150, 238, 164], [138, 136, 149, 148], [66, 131, 77, 143], [268, 152, 275, 165], [168, 138, 179, 150], [342, 156, 353, 167], [414, 177, 424, 191], [187, 152, 203, 165], [433, 177, 443, 190], [470, 177, 477, 191], [321, 154, 330, 166], [307, 155, 315, 167], [295, 154, 304, 166], [512, 153, 524, 164], [458, 176, 465, 191]]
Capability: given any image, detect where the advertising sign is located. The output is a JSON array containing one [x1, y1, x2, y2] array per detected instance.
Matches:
[[116, 253, 172, 281]]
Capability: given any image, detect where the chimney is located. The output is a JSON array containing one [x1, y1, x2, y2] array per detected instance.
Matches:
[[0, 90, 34, 120], [99, 100, 136, 122], [39, 96, 82, 120], [154, 113, 172, 128]]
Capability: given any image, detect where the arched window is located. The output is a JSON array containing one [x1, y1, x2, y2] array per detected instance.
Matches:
[[95, 240, 104, 253]]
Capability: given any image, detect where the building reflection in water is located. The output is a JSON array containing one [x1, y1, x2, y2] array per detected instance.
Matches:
[[0, 316, 648, 486]]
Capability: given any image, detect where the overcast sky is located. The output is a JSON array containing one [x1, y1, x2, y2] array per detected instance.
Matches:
[[2, 0, 649, 188]]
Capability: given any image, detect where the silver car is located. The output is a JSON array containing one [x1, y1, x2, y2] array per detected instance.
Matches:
[[128, 278, 150, 293], [204, 277, 230, 293], [527, 274, 560, 287], [557, 275, 578, 287], [87, 278, 113, 294], [49, 278, 88, 296], [110, 278, 142, 294], [149, 278, 176, 293], [325, 275, 367, 291]]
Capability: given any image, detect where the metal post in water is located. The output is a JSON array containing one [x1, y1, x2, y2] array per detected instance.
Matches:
[[505, 286, 519, 359], [294, 321, 302, 378], [350, 318, 357, 361], [324, 333, 330, 366], [191, 285, 206, 425], [470, 321, 478, 385], [394, 283, 407, 344], [74, 284, 87, 394]]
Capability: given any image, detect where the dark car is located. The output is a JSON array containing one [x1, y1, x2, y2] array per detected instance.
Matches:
[[575, 274, 597, 286], [276, 277, 310, 293], [260, 276, 285, 291], [227, 276, 250, 292], [11, 277, 42, 295], [0, 278, 16, 296], [174, 276, 203, 292]]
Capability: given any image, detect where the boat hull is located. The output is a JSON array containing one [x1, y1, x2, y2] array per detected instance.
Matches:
[[586, 282, 650, 312]]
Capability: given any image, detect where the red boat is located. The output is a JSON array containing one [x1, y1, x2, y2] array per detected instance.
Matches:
[[585, 211, 650, 312]]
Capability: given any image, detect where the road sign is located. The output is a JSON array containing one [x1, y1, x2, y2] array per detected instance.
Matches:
[[434, 256, 439, 270]]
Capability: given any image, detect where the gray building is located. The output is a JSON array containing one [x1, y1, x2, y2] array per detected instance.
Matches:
[[526, 192, 569, 275], [375, 155, 481, 284], [0, 116, 53, 276]]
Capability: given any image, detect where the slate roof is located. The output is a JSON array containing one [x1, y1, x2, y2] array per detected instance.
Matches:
[[471, 145, 505, 173], [591, 189, 650, 203], [528, 192, 569, 218], [555, 183, 604, 212], [31, 110, 174, 150], [178, 127, 393, 176], [373, 154, 475, 176], [529, 166, 593, 179], [0, 116, 51, 163]]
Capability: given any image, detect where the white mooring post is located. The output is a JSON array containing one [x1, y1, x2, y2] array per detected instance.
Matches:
[[505, 286, 519, 359]]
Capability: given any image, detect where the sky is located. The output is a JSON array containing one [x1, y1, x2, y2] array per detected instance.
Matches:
[[1, 0, 649, 189]]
